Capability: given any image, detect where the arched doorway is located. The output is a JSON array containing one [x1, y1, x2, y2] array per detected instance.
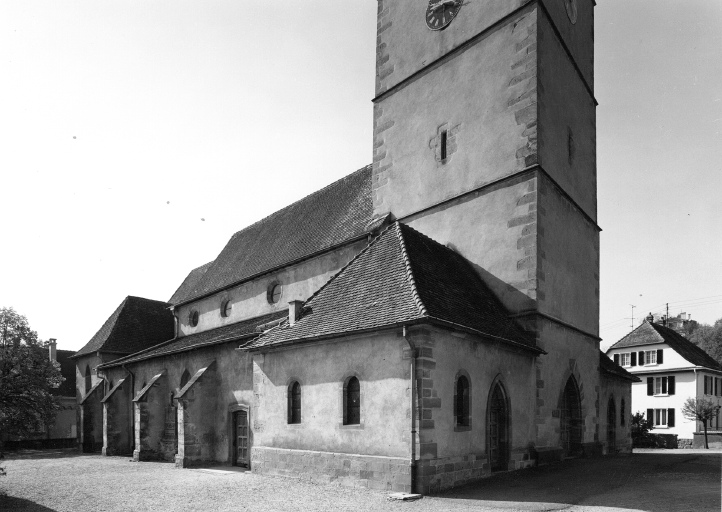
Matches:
[[560, 376, 582, 456], [607, 397, 616, 452], [487, 382, 509, 471]]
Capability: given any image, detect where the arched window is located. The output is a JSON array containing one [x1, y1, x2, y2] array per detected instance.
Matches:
[[288, 381, 301, 424], [620, 398, 626, 426], [455, 375, 470, 427], [84, 366, 92, 394], [344, 377, 360, 425]]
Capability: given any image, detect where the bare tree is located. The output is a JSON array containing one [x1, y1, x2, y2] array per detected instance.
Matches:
[[681, 397, 721, 449]]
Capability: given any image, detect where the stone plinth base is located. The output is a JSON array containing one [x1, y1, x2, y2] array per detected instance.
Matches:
[[251, 447, 411, 492]]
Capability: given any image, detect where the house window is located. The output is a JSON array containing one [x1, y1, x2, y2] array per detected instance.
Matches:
[[344, 377, 360, 425], [455, 375, 470, 427], [288, 381, 301, 424], [644, 350, 657, 365], [647, 408, 675, 428], [620, 353, 630, 367], [647, 376, 675, 396]]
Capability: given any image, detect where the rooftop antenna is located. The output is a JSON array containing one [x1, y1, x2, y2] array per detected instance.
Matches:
[[625, 304, 636, 329]]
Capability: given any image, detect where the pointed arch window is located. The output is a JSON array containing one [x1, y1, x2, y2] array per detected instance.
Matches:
[[288, 381, 301, 424]]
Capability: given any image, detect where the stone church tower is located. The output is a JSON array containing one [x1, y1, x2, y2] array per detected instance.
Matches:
[[372, 0, 601, 451]]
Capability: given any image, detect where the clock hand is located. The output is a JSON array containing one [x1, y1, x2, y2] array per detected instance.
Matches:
[[430, 0, 459, 12]]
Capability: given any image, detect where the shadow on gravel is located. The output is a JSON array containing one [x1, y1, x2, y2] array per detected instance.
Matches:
[[0, 495, 58, 512], [3, 449, 84, 460], [431, 453, 721, 512]]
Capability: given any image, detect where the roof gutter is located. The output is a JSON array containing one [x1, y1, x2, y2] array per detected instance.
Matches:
[[245, 317, 545, 355]]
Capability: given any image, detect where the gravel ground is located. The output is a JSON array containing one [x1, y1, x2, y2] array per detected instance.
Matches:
[[1, 449, 720, 512]]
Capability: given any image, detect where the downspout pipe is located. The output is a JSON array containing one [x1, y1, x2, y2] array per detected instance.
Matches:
[[123, 364, 135, 452], [403, 325, 417, 494]]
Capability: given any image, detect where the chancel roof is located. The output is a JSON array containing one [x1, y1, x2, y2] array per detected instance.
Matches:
[[99, 311, 287, 368], [245, 222, 538, 352], [171, 165, 373, 305], [72, 296, 174, 358], [608, 321, 722, 371]]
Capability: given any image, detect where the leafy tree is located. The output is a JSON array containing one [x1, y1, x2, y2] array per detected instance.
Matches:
[[0, 307, 39, 347], [0, 308, 63, 474], [681, 397, 721, 449], [689, 318, 722, 366], [631, 411, 653, 448]]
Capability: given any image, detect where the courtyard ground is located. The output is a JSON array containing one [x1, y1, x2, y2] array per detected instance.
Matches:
[[0, 449, 719, 512]]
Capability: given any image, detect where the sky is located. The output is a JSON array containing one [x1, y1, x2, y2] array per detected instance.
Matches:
[[0, 1, 720, 352]]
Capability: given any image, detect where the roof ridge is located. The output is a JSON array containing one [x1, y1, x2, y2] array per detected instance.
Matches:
[[394, 222, 428, 317], [607, 321, 656, 349]]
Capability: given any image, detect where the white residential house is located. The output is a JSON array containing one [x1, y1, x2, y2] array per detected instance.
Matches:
[[606, 319, 722, 444]]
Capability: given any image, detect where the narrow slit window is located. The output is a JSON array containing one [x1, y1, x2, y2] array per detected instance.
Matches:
[[440, 130, 448, 160], [345, 377, 360, 425], [288, 381, 301, 424]]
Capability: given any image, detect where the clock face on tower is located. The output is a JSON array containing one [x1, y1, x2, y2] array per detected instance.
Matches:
[[425, 0, 462, 31]]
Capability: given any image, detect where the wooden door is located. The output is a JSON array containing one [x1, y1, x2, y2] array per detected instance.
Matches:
[[233, 410, 249, 467], [560, 377, 582, 455], [607, 398, 616, 452], [488, 384, 508, 471]]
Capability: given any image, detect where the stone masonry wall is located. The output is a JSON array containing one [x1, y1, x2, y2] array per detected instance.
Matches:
[[252, 447, 411, 492]]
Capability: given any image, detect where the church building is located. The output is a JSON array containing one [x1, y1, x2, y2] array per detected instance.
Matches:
[[74, 0, 636, 494]]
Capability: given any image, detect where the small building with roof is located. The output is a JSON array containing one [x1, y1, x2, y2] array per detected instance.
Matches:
[[606, 318, 722, 445]]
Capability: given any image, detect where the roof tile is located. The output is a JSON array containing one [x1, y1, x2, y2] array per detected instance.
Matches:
[[245, 222, 534, 350], [608, 321, 722, 370], [173, 165, 373, 305]]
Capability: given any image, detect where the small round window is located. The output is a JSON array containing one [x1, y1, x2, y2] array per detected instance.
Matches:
[[267, 283, 283, 304], [220, 299, 232, 318], [189, 310, 199, 327]]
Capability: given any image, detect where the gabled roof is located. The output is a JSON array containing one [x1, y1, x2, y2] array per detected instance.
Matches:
[[72, 296, 175, 358], [608, 321, 722, 371], [99, 310, 287, 368], [245, 222, 538, 352], [599, 351, 640, 382], [172, 165, 373, 306], [168, 261, 214, 304]]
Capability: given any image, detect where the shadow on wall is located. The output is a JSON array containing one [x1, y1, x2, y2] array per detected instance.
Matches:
[[0, 495, 58, 512]]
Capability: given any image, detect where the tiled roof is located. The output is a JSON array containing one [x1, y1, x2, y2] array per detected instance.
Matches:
[[608, 321, 722, 371], [245, 222, 536, 351], [72, 296, 174, 358], [599, 351, 640, 382], [99, 311, 287, 368], [168, 261, 214, 304], [172, 165, 373, 305]]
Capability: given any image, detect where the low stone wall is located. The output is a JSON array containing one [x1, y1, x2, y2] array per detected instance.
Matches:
[[692, 432, 722, 449], [678, 438, 693, 449], [251, 447, 411, 492], [416, 450, 534, 494]]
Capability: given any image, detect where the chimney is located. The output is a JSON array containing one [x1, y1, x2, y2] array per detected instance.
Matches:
[[288, 301, 303, 326], [48, 338, 57, 362], [645, 313, 654, 323]]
